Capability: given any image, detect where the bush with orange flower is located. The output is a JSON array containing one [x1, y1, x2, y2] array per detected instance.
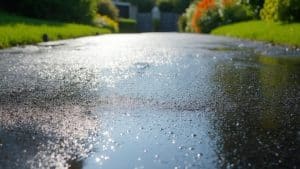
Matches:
[[180, 0, 254, 33], [191, 0, 223, 33]]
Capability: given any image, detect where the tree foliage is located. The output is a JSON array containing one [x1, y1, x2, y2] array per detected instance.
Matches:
[[156, 0, 195, 13], [121, 0, 193, 13], [172, 0, 195, 13], [157, 0, 175, 12], [0, 0, 98, 24], [260, 0, 300, 22], [121, 0, 155, 12], [97, 0, 119, 20], [240, 0, 265, 18]]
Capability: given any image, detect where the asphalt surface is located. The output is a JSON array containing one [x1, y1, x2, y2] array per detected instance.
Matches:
[[0, 33, 299, 169]]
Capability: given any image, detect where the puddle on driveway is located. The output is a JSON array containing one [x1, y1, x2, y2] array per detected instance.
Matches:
[[84, 106, 216, 169], [0, 33, 299, 169], [81, 49, 300, 168]]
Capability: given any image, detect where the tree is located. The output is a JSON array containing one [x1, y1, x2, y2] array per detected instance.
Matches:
[[121, 0, 155, 12], [0, 0, 98, 24]]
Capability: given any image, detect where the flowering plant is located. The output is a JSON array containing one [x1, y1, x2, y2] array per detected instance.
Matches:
[[186, 0, 252, 33], [191, 0, 217, 32]]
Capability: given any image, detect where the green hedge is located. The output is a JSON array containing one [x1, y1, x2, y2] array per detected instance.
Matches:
[[119, 18, 137, 33], [0, 0, 97, 24], [222, 4, 254, 24]]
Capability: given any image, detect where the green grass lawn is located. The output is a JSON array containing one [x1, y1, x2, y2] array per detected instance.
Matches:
[[211, 20, 300, 47], [0, 11, 111, 49]]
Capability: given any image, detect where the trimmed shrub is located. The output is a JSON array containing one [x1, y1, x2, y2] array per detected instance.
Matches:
[[97, 0, 119, 21], [260, 0, 300, 22], [119, 18, 137, 33], [260, 0, 285, 21], [94, 14, 119, 32], [0, 0, 97, 24]]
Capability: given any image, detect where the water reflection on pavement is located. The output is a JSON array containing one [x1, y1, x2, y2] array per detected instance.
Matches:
[[0, 33, 299, 169]]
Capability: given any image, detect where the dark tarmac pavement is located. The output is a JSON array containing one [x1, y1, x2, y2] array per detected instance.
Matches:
[[0, 33, 299, 169]]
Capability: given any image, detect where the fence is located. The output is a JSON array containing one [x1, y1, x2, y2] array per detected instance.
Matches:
[[137, 13, 152, 32], [137, 12, 179, 32]]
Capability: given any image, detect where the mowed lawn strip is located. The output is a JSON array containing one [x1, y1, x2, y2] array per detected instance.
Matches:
[[0, 11, 111, 48], [211, 20, 300, 47]]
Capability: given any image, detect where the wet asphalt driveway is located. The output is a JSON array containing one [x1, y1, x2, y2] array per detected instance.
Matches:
[[0, 33, 299, 169]]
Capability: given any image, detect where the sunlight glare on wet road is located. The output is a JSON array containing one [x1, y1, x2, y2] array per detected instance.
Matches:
[[0, 33, 299, 169]]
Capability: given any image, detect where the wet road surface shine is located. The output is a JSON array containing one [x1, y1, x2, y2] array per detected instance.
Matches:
[[0, 33, 299, 169]]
